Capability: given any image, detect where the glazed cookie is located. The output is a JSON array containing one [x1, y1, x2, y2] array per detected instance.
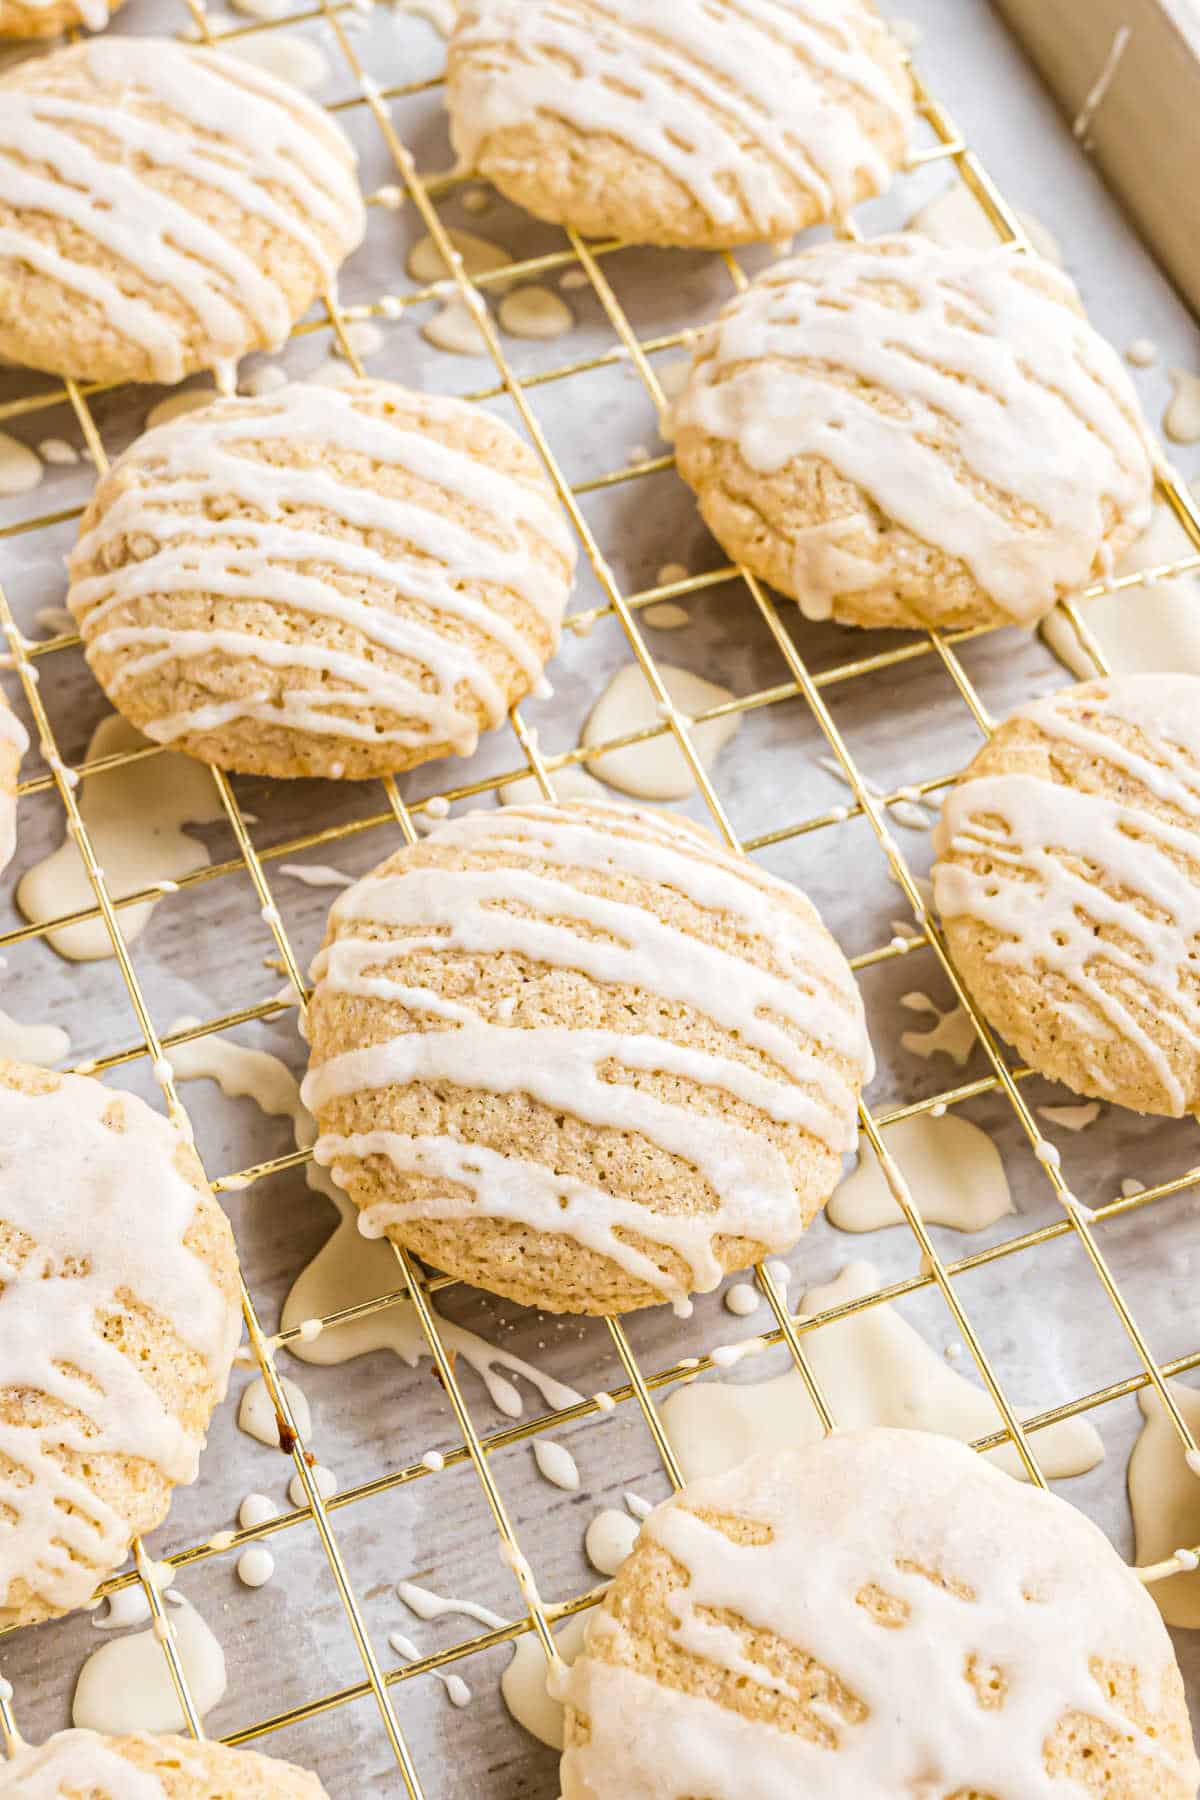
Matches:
[[933, 674, 1200, 1117], [447, 0, 913, 248], [562, 1429, 1199, 1798], [0, 1729, 328, 1798], [302, 800, 872, 1315], [0, 0, 122, 39], [0, 687, 27, 875], [67, 381, 575, 780], [0, 40, 364, 386], [0, 1062, 241, 1630], [674, 235, 1154, 631]]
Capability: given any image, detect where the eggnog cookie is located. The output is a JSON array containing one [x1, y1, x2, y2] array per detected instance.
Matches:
[[302, 800, 872, 1315], [933, 675, 1200, 1116], [0, 40, 364, 387], [447, 0, 913, 249], [0, 688, 27, 875], [562, 1429, 1199, 1798], [0, 1061, 241, 1630], [67, 381, 574, 780], [0, 1730, 328, 1798], [0, 0, 123, 39], [674, 235, 1154, 630]]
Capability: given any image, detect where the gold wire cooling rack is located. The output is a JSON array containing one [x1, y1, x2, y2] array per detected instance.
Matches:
[[1, 3, 1200, 1792]]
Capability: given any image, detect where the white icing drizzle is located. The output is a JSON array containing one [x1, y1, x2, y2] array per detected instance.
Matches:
[[303, 803, 872, 1310], [69, 383, 574, 760], [677, 236, 1152, 623], [0, 1730, 177, 1798], [0, 41, 363, 385], [450, 0, 911, 233], [933, 675, 1200, 1115], [560, 1430, 1192, 1798], [0, 1074, 239, 1618]]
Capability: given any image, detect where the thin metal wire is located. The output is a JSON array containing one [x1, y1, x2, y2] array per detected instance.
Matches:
[[0, 13, 1197, 1785]]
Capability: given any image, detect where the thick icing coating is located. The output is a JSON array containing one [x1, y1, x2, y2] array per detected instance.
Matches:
[[561, 1430, 1196, 1798], [677, 236, 1153, 622], [0, 41, 363, 384], [450, 0, 912, 235], [0, 1070, 241, 1618], [0, 1730, 175, 1798], [302, 802, 872, 1309], [68, 383, 574, 761], [933, 675, 1200, 1115]]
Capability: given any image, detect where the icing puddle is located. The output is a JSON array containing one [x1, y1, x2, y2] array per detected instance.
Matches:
[[661, 1262, 1103, 1485], [1041, 482, 1200, 679], [1129, 1383, 1200, 1626], [581, 662, 740, 800], [18, 716, 221, 961], [72, 1597, 226, 1733], [827, 1112, 1013, 1234]]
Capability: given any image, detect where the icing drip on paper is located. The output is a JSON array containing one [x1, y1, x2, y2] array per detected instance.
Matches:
[[560, 1429, 1185, 1799], [0, 431, 42, 497], [0, 1009, 70, 1067], [677, 236, 1151, 624], [17, 716, 221, 963], [68, 384, 574, 761], [0, 693, 27, 877], [827, 1112, 1012, 1234], [662, 1262, 1103, 1485], [585, 1508, 638, 1576], [222, 32, 330, 92], [499, 285, 573, 340], [909, 181, 1064, 267], [302, 803, 872, 1310], [532, 1437, 580, 1490], [897, 991, 976, 1066], [0, 40, 363, 385], [1130, 1383, 1200, 1627], [1041, 481, 1200, 679], [933, 676, 1200, 1115], [450, 0, 912, 234], [1165, 369, 1200, 446], [0, 1074, 239, 1618], [581, 662, 741, 801], [72, 1598, 227, 1733]]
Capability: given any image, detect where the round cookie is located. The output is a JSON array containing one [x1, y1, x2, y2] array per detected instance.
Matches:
[[301, 799, 872, 1315], [447, 0, 913, 249], [0, 1061, 242, 1630], [562, 1429, 1199, 1798], [674, 235, 1154, 631], [933, 674, 1200, 1117], [67, 380, 575, 780], [0, 687, 27, 875], [0, 40, 364, 386], [0, 0, 123, 39], [0, 1729, 328, 1798]]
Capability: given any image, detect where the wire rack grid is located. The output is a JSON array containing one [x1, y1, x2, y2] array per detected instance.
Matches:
[[0, 3, 1198, 1792]]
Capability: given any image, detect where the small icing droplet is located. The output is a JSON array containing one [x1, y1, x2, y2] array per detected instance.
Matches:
[[723, 1281, 760, 1317], [237, 1546, 275, 1588], [238, 1492, 279, 1531], [532, 1438, 580, 1491], [584, 1508, 639, 1577], [289, 1464, 337, 1508]]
